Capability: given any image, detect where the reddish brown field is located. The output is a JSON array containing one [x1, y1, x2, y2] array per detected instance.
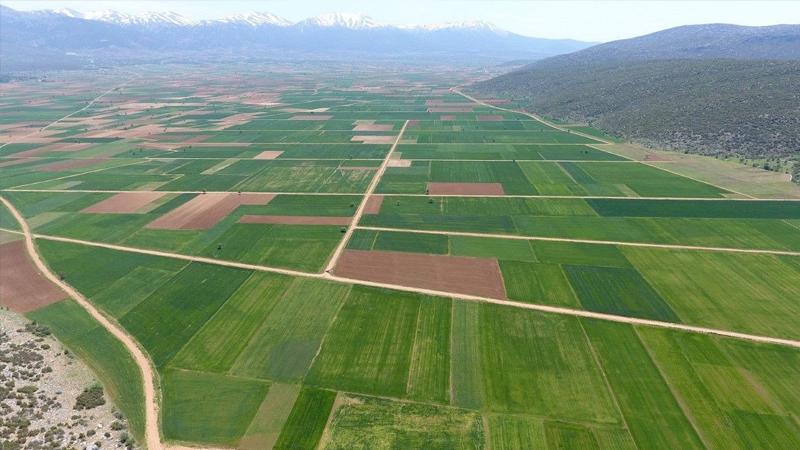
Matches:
[[238, 215, 351, 225], [254, 150, 284, 160], [82, 192, 167, 214], [427, 182, 505, 195], [440, 115, 457, 121], [0, 240, 65, 313], [477, 115, 504, 121], [333, 249, 507, 299], [35, 158, 108, 172], [363, 195, 384, 214], [352, 123, 394, 132], [147, 193, 275, 230], [386, 159, 412, 167]]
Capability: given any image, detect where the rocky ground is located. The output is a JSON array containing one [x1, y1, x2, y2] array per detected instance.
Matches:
[[0, 309, 137, 450]]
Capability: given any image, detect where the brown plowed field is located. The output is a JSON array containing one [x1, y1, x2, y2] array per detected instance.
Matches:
[[147, 193, 275, 230], [333, 249, 507, 299], [36, 158, 108, 172], [82, 192, 167, 214], [0, 240, 65, 312], [351, 135, 397, 144], [477, 115, 504, 121], [440, 115, 457, 121], [427, 182, 505, 195], [363, 195, 384, 214], [353, 124, 394, 132], [254, 150, 284, 160], [238, 215, 351, 225]]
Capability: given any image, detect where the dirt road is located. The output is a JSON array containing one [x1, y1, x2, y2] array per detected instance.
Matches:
[[3, 224, 797, 350], [0, 195, 165, 450], [323, 120, 409, 272]]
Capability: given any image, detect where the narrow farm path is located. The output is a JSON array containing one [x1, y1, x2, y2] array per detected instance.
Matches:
[[0, 195, 164, 450], [2, 224, 798, 350], [324, 119, 409, 272], [355, 225, 800, 257], [6, 188, 799, 202]]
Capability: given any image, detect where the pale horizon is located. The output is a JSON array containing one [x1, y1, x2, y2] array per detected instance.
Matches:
[[3, 0, 799, 42]]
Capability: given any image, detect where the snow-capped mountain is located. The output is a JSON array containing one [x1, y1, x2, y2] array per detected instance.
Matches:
[[0, 5, 596, 72], [215, 12, 292, 27], [50, 9, 195, 26], [298, 13, 383, 29]]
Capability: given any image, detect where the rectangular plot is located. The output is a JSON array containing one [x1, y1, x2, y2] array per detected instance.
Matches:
[[499, 260, 579, 307], [324, 394, 483, 449], [169, 272, 293, 373], [582, 319, 704, 449], [162, 369, 269, 446], [624, 248, 800, 339], [450, 301, 484, 409], [488, 415, 546, 450], [372, 230, 449, 254], [273, 387, 336, 450], [637, 327, 800, 449], [120, 263, 251, 367], [565, 265, 680, 322], [479, 305, 620, 423], [239, 383, 301, 450], [333, 249, 507, 299], [407, 297, 452, 403], [231, 278, 350, 381], [450, 235, 537, 262], [588, 198, 800, 219], [306, 286, 420, 396]]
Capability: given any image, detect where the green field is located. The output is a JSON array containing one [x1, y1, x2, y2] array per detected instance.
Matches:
[[5, 65, 799, 450]]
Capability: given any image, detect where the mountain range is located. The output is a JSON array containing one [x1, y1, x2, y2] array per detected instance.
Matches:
[[471, 23, 800, 176], [0, 6, 594, 71]]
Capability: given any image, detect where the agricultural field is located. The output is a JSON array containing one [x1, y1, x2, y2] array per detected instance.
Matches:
[[1, 64, 798, 449]]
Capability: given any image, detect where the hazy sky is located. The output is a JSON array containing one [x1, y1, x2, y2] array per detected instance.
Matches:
[[4, 0, 798, 41]]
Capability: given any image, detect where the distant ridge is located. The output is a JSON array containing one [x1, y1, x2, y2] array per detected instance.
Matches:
[[472, 23, 800, 175], [0, 5, 595, 71]]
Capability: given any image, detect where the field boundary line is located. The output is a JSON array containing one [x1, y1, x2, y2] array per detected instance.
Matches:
[[6, 187, 799, 202], [585, 144, 757, 199], [8, 228, 800, 350], [323, 119, 410, 272], [356, 226, 800, 257], [0, 195, 164, 450], [7, 159, 146, 190], [451, 88, 615, 145]]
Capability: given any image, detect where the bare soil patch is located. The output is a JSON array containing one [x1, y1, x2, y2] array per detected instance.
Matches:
[[238, 215, 351, 225], [254, 150, 284, 160], [477, 115, 504, 122], [333, 249, 507, 299], [82, 192, 167, 214], [0, 240, 65, 313], [148, 193, 275, 230], [353, 123, 394, 132], [440, 115, 457, 121], [0, 158, 33, 168], [36, 158, 108, 172], [363, 195, 384, 214], [427, 182, 505, 195], [386, 159, 412, 168]]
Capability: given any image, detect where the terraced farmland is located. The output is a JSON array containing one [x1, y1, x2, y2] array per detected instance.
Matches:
[[1, 64, 798, 449]]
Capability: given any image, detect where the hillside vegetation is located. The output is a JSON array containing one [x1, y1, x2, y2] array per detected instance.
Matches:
[[471, 24, 800, 182]]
